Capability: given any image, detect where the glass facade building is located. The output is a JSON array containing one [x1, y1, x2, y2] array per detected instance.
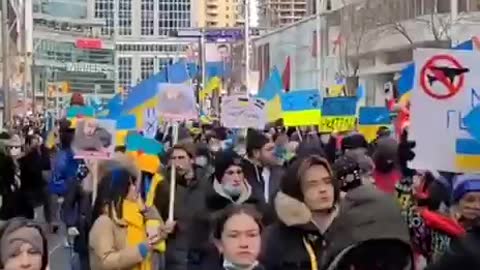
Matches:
[[94, 0, 194, 89], [32, 0, 116, 100]]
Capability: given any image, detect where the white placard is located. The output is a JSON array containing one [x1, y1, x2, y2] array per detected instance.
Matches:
[[73, 118, 116, 160], [221, 96, 267, 129], [410, 48, 480, 173], [143, 107, 159, 139], [157, 83, 198, 122]]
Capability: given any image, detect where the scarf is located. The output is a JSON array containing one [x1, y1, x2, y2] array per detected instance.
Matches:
[[122, 200, 151, 270]]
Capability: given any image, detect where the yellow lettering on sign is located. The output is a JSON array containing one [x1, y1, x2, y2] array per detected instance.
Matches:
[[319, 116, 356, 132]]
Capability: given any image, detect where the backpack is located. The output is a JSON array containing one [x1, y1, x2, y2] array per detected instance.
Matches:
[[49, 149, 78, 196]]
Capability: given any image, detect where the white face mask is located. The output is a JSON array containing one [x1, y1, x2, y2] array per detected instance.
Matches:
[[222, 182, 243, 197], [9, 147, 21, 157], [209, 143, 221, 153]]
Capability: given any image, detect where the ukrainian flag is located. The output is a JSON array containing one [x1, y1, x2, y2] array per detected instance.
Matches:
[[455, 138, 480, 172], [114, 115, 137, 146], [319, 97, 357, 133], [66, 106, 95, 128], [257, 67, 283, 122], [126, 133, 164, 174], [200, 76, 221, 102], [280, 90, 321, 126], [358, 107, 391, 142]]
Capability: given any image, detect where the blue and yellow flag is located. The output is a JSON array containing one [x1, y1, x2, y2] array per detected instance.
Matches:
[[126, 133, 164, 174], [320, 97, 357, 133], [257, 67, 283, 122], [280, 90, 321, 126], [66, 106, 95, 128], [358, 107, 391, 142]]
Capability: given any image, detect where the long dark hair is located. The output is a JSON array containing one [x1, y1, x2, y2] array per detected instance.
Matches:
[[0, 217, 48, 270], [91, 166, 136, 225]]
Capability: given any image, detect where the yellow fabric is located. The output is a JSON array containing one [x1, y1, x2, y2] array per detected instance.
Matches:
[[116, 130, 129, 146], [122, 200, 151, 270], [144, 173, 166, 252], [46, 130, 56, 149], [200, 77, 221, 101], [266, 94, 282, 122], [127, 152, 160, 174], [302, 237, 318, 270]]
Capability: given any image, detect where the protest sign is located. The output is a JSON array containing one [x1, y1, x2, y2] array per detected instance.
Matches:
[[358, 107, 392, 142], [73, 118, 116, 159], [280, 90, 321, 126], [221, 96, 267, 129], [319, 97, 357, 133], [158, 83, 198, 122], [410, 48, 480, 172], [143, 107, 159, 138]]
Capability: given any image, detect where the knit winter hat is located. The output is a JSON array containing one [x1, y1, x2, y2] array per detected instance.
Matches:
[[333, 155, 362, 192], [0, 225, 44, 265], [214, 150, 244, 182], [452, 174, 480, 203], [341, 133, 368, 152]]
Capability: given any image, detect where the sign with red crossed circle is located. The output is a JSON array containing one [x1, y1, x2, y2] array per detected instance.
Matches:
[[419, 54, 469, 100]]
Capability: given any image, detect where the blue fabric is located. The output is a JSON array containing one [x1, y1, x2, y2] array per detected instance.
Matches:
[[453, 179, 480, 202], [138, 243, 149, 258], [48, 149, 79, 196], [397, 63, 415, 97]]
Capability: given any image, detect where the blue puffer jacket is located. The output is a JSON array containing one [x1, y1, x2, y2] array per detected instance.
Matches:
[[48, 148, 79, 196]]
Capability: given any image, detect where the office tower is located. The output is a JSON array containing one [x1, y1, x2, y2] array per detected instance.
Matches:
[[31, 0, 115, 105], [258, 0, 309, 28], [94, 0, 194, 90]]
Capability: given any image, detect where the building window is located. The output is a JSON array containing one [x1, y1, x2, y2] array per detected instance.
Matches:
[[141, 0, 155, 35], [119, 57, 132, 89], [157, 57, 172, 71], [119, 0, 132, 35], [158, 0, 191, 36], [141, 57, 155, 80], [95, 0, 114, 35]]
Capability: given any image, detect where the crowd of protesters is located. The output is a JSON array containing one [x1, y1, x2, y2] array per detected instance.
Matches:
[[0, 99, 479, 270]]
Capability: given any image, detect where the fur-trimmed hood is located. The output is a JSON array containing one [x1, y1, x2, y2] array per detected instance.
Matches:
[[206, 178, 258, 211], [274, 184, 410, 245]]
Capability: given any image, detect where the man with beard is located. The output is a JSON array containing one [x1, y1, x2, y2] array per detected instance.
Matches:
[[154, 143, 212, 270], [243, 129, 284, 206]]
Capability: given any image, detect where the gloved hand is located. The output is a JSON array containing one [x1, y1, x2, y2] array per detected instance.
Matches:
[[67, 227, 80, 237]]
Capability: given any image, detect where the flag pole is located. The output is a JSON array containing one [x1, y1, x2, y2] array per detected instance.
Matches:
[[244, 0, 250, 97]]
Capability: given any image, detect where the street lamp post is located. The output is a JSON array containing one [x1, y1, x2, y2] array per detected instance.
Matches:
[[2, 0, 10, 123]]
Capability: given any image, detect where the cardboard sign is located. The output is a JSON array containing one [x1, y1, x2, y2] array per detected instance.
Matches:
[[157, 83, 198, 122], [143, 107, 159, 138], [358, 107, 392, 142], [280, 90, 321, 126], [320, 117, 356, 133], [319, 97, 357, 132], [220, 96, 267, 129], [410, 48, 480, 172], [73, 119, 116, 159]]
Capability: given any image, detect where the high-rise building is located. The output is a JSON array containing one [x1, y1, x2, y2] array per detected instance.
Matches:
[[93, 0, 195, 90], [31, 0, 116, 107], [194, 0, 245, 28], [258, 0, 309, 28]]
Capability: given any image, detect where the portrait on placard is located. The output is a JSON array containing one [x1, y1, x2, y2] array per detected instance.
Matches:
[[157, 83, 198, 121], [73, 118, 116, 159]]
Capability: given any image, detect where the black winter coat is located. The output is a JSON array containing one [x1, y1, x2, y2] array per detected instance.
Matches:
[[262, 184, 412, 270], [426, 226, 480, 270]]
